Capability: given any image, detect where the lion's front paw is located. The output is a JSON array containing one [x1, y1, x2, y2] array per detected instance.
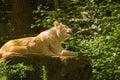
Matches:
[[60, 50, 78, 56]]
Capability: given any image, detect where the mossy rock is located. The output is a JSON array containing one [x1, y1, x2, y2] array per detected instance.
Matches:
[[2, 54, 92, 80]]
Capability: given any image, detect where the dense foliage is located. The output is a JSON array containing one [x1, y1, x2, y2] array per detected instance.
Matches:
[[32, 0, 120, 80], [0, 61, 33, 80]]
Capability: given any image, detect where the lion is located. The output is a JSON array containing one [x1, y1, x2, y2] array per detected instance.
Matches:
[[0, 21, 78, 58]]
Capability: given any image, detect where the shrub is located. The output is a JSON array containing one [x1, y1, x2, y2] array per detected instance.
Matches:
[[41, 66, 48, 80], [0, 61, 33, 80]]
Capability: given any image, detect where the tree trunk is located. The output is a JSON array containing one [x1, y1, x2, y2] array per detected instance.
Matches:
[[12, 0, 34, 35], [54, 0, 59, 10]]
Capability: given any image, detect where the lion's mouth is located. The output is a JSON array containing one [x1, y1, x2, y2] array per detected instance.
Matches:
[[66, 32, 72, 35]]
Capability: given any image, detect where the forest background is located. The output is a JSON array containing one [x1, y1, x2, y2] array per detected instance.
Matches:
[[0, 0, 120, 80]]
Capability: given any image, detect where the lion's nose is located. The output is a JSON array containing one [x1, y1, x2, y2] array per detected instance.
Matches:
[[69, 28, 72, 33]]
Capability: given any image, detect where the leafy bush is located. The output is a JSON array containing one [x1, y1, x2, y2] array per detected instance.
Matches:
[[41, 66, 48, 80], [0, 61, 33, 80], [32, 0, 120, 80], [67, 34, 120, 80]]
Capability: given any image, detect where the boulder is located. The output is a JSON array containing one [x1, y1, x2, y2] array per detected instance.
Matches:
[[2, 54, 92, 80]]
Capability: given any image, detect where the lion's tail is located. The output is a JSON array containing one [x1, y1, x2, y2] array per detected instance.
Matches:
[[0, 52, 2, 58], [0, 50, 3, 58], [0, 52, 5, 63]]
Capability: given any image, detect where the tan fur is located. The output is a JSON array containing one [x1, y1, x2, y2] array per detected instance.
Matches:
[[0, 21, 78, 58]]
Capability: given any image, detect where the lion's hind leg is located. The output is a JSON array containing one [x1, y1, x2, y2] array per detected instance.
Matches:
[[2, 52, 20, 58], [9, 46, 29, 54], [2, 46, 29, 58]]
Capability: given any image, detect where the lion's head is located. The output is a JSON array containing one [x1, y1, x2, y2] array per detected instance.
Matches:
[[53, 21, 72, 41]]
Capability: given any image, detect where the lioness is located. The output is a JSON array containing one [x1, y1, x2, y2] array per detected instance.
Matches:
[[0, 21, 78, 58]]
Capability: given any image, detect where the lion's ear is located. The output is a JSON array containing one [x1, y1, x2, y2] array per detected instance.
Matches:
[[53, 21, 60, 27]]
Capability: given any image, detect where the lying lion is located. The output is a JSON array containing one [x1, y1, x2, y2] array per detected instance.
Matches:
[[0, 21, 78, 58]]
